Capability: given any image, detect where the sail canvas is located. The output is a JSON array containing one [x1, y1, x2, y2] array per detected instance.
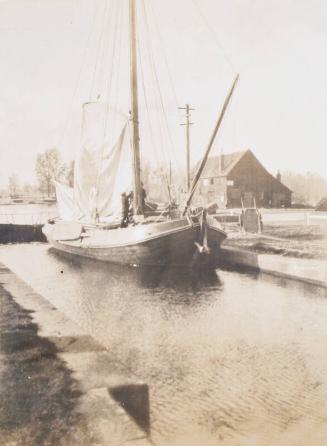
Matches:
[[54, 181, 75, 221], [73, 103, 132, 221]]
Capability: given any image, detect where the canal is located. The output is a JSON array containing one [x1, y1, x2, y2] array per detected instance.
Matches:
[[1, 243, 327, 445]]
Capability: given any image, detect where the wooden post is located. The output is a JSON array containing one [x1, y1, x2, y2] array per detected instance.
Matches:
[[129, 0, 143, 214]]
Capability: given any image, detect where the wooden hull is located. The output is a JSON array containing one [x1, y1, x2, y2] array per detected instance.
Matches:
[[43, 218, 226, 267]]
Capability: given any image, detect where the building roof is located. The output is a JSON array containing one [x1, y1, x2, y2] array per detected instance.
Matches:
[[196, 149, 292, 193], [200, 150, 247, 178]]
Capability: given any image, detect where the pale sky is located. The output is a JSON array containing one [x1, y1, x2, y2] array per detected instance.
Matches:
[[1, 0, 327, 188]]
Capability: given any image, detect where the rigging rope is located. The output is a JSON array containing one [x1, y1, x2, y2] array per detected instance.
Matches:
[[144, 0, 181, 200], [138, 40, 171, 201], [95, 0, 125, 214], [97, 0, 115, 100], [191, 0, 236, 74], [139, 4, 167, 162], [137, 44, 159, 161], [147, 0, 180, 109], [90, 0, 110, 101], [58, 1, 100, 149], [110, 0, 124, 138], [141, 0, 178, 176], [137, 2, 171, 182]]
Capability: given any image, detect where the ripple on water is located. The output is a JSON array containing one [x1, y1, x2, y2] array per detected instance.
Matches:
[[1, 243, 327, 445]]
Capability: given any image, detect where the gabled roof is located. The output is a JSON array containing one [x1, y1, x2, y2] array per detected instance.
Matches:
[[199, 150, 248, 178], [195, 149, 292, 193]]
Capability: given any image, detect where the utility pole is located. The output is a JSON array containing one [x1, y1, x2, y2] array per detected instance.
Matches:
[[179, 104, 195, 191]]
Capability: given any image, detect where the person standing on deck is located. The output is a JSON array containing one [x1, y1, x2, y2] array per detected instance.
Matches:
[[126, 184, 146, 216], [240, 209, 244, 231], [127, 190, 134, 217], [120, 192, 129, 228], [141, 182, 146, 211]]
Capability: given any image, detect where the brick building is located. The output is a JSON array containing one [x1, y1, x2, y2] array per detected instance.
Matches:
[[195, 149, 292, 208]]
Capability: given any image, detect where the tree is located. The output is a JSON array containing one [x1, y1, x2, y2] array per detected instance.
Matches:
[[35, 148, 65, 197], [281, 170, 327, 206], [65, 160, 74, 187], [8, 173, 19, 196], [23, 183, 32, 195], [22, 182, 38, 197]]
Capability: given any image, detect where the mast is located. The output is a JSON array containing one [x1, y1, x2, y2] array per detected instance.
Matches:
[[183, 75, 239, 215], [129, 0, 143, 214]]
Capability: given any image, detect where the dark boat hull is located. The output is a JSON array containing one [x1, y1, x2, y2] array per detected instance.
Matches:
[[43, 218, 226, 267]]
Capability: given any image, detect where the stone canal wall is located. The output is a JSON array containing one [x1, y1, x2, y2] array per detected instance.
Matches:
[[0, 224, 46, 243], [0, 262, 151, 446], [221, 246, 327, 288]]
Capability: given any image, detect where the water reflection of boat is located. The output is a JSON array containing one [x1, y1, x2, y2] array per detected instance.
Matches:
[[43, 1, 238, 267], [48, 246, 223, 290]]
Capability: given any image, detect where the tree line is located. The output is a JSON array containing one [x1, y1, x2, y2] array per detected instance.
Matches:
[[35, 148, 74, 196], [5, 149, 327, 206], [6, 148, 74, 198], [281, 171, 327, 206]]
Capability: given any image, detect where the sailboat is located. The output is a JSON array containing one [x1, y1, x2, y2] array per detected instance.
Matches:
[[42, 0, 236, 267]]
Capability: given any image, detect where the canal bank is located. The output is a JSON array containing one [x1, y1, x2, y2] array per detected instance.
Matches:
[[0, 262, 151, 446], [220, 245, 327, 288], [221, 226, 327, 288], [0, 223, 45, 243]]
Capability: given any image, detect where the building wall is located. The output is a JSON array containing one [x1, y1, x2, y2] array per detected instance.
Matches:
[[226, 151, 291, 207], [196, 151, 292, 208], [196, 177, 228, 208]]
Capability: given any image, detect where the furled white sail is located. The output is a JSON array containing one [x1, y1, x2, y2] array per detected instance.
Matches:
[[74, 103, 132, 221]]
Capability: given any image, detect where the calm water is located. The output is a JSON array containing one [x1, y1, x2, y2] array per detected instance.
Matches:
[[0, 204, 57, 224], [1, 243, 327, 445]]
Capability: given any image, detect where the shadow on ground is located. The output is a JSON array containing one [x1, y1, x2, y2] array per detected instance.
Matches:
[[0, 285, 92, 445]]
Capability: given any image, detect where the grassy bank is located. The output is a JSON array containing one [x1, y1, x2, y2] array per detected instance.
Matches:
[[224, 224, 327, 260]]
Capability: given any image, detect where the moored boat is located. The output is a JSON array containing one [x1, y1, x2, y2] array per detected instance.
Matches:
[[44, 217, 225, 266], [42, 0, 236, 267], [43, 213, 227, 267]]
